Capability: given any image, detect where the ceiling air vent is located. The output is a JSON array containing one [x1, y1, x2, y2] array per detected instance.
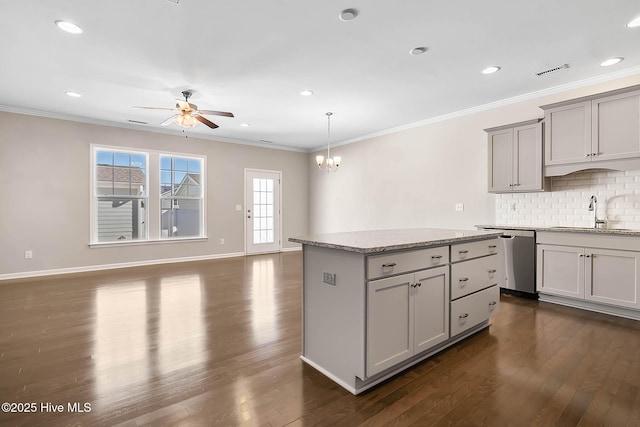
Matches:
[[128, 119, 147, 125], [535, 64, 570, 77], [166, 0, 180, 4], [259, 139, 274, 144]]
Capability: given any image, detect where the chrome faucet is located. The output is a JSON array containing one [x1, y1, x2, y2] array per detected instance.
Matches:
[[588, 195, 606, 228]]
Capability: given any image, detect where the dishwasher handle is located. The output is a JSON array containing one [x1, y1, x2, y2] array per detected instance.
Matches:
[[499, 235, 516, 239]]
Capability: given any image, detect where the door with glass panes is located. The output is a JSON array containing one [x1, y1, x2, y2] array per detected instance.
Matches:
[[245, 169, 281, 254]]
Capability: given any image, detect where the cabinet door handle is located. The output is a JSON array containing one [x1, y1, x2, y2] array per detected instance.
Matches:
[[579, 254, 584, 257], [381, 263, 396, 268], [458, 250, 469, 254], [488, 269, 497, 274], [489, 301, 497, 306], [459, 278, 469, 283], [459, 313, 469, 319], [586, 153, 592, 157]]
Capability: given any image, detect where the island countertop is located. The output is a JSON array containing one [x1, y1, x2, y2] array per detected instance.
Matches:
[[288, 228, 503, 254]]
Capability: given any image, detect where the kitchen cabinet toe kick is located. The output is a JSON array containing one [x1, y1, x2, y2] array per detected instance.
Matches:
[[301, 321, 489, 395]]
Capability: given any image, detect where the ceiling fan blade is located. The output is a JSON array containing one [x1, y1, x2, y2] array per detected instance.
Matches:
[[133, 106, 178, 111], [195, 115, 219, 129], [160, 115, 178, 126], [198, 110, 235, 118]]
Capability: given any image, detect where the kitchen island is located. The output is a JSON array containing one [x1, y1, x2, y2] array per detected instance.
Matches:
[[289, 228, 503, 394]]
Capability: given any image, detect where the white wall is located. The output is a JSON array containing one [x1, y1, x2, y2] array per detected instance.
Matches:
[[309, 73, 640, 234], [0, 112, 309, 278]]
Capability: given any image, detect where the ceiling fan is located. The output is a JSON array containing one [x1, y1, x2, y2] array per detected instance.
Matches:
[[134, 90, 234, 129]]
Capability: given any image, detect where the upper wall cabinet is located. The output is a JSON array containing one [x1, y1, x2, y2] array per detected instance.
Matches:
[[541, 85, 640, 176], [485, 119, 544, 193]]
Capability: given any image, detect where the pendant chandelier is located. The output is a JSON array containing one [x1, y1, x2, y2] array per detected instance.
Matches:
[[316, 112, 342, 172]]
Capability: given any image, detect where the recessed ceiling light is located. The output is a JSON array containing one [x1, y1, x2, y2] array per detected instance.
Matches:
[[65, 91, 82, 98], [600, 57, 623, 67], [55, 20, 83, 34], [300, 90, 314, 96], [240, 123, 250, 127], [482, 66, 501, 74], [339, 8, 359, 21], [409, 47, 428, 56], [627, 17, 640, 28]]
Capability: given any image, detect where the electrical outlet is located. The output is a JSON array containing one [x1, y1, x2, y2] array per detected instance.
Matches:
[[25, 250, 33, 259], [219, 238, 225, 245], [235, 205, 242, 211], [455, 203, 464, 212], [322, 272, 336, 286], [511, 203, 517, 212]]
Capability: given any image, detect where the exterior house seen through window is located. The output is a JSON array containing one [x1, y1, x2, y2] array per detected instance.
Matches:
[[94, 150, 148, 242], [92, 147, 205, 244], [160, 156, 204, 239]]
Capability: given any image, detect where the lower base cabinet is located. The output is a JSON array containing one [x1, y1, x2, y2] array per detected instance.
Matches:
[[366, 266, 449, 377], [450, 285, 499, 337], [538, 237, 640, 311]]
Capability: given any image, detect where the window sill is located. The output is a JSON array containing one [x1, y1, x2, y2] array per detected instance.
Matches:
[[89, 237, 208, 248]]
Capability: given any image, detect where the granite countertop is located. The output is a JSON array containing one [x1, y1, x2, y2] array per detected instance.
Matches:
[[288, 228, 503, 254], [476, 224, 640, 236]]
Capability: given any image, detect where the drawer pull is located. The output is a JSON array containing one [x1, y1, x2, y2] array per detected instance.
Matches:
[[488, 245, 497, 249], [488, 269, 497, 274], [431, 255, 443, 260], [459, 278, 469, 282], [459, 313, 469, 319], [489, 301, 497, 306], [381, 263, 397, 268], [458, 250, 469, 254]]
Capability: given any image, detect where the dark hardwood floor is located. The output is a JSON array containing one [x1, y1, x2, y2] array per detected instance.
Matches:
[[2, 252, 640, 426]]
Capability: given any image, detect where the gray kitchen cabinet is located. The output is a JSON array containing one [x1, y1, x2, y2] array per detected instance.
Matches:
[[541, 86, 640, 176], [586, 248, 640, 310], [450, 285, 499, 337], [537, 232, 640, 315], [366, 266, 449, 377], [537, 244, 585, 299], [450, 239, 500, 336], [486, 119, 543, 193]]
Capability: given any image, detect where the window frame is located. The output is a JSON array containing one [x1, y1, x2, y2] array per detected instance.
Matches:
[[90, 145, 207, 247], [159, 153, 206, 240]]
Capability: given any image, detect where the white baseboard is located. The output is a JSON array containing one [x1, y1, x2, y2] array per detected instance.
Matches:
[[0, 252, 245, 281], [280, 246, 302, 253]]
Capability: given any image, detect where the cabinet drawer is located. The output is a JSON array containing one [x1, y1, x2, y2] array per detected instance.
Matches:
[[450, 286, 499, 337], [451, 239, 499, 262], [367, 246, 449, 279], [451, 255, 500, 300]]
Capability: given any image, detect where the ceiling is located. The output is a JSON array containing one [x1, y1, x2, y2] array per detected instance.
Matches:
[[1, 1, 639, 152]]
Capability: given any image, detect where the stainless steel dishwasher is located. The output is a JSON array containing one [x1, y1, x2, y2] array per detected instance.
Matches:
[[481, 228, 537, 297]]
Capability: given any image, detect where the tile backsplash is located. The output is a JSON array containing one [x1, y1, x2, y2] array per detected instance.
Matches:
[[495, 169, 640, 230]]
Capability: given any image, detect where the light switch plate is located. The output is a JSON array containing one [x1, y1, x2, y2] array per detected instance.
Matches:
[[455, 203, 464, 212]]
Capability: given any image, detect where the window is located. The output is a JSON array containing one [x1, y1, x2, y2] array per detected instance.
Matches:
[[160, 156, 204, 238], [252, 178, 275, 244], [94, 149, 148, 242], [91, 146, 206, 244]]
